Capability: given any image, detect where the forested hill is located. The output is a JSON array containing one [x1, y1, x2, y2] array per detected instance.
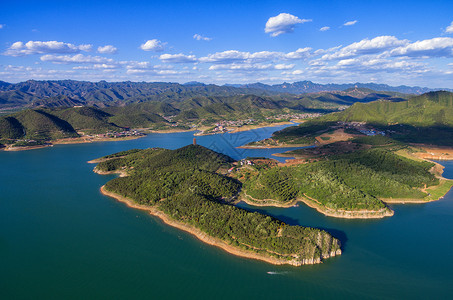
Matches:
[[94, 145, 341, 265], [322, 91, 453, 126]]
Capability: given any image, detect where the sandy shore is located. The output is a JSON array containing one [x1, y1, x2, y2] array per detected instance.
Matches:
[[298, 196, 394, 219], [3, 144, 53, 151], [147, 129, 196, 134], [238, 143, 312, 149], [100, 186, 335, 266], [412, 146, 453, 161], [53, 135, 145, 145], [240, 191, 394, 219]]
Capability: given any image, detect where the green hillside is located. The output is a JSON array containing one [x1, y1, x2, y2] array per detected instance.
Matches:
[[95, 145, 341, 265], [323, 91, 453, 126], [13, 109, 78, 140], [52, 107, 120, 133], [0, 116, 24, 140], [241, 148, 437, 214]]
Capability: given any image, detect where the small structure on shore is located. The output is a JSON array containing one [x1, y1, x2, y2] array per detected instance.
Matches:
[[193, 138, 197, 145]]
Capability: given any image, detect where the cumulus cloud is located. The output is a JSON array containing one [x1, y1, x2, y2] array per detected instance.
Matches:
[[208, 63, 273, 71], [140, 39, 165, 52], [200, 50, 297, 64], [4, 41, 92, 56], [97, 45, 118, 54], [193, 34, 212, 41], [274, 64, 295, 70], [445, 21, 453, 34], [321, 36, 409, 60], [390, 37, 453, 58], [159, 53, 198, 63], [320, 26, 330, 32], [73, 64, 119, 70], [265, 13, 311, 37], [344, 20, 358, 26], [284, 47, 311, 60], [40, 54, 114, 64]]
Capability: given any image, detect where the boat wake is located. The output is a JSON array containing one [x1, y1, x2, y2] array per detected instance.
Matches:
[[266, 271, 289, 275]]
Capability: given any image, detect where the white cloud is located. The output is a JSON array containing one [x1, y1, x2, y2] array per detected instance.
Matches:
[[344, 20, 358, 26], [275, 64, 295, 70], [284, 47, 311, 60], [4, 41, 92, 56], [208, 63, 295, 71], [320, 26, 330, 32], [265, 13, 311, 37], [200, 50, 292, 64], [140, 39, 165, 52], [209, 63, 273, 71], [193, 34, 212, 41], [73, 64, 119, 70], [321, 36, 409, 60], [40, 54, 114, 64], [97, 45, 118, 54], [78, 44, 93, 52], [159, 53, 197, 63], [0, 24, 4, 29], [390, 37, 453, 58], [282, 70, 304, 75], [446, 21, 453, 34]]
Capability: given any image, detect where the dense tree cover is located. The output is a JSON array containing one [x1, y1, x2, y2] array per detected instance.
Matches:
[[101, 149, 143, 159], [0, 116, 24, 139], [322, 91, 453, 126], [247, 120, 338, 146], [7, 109, 79, 140], [52, 107, 120, 133], [243, 148, 437, 211], [161, 192, 339, 260], [95, 145, 341, 262]]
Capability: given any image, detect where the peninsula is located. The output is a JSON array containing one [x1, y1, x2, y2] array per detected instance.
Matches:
[[92, 145, 342, 266], [235, 137, 453, 218]]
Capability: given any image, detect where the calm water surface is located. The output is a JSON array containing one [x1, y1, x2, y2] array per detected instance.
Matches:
[[1, 125, 452, 299]]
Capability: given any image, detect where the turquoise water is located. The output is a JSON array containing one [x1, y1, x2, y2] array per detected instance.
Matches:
[[1, 125, 453, 299]]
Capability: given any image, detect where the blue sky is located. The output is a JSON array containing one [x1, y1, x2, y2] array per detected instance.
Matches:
[[1, 0, 453, 87]]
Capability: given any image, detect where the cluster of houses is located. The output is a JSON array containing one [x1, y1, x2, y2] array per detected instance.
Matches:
[[265, 113, 322, 120], [239, 159, 254, 166], [91, 130, 145, 138], [337, 121, 386, 136]]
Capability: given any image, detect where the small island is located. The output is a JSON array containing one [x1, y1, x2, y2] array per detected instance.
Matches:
[[92, 144, 342, 266]]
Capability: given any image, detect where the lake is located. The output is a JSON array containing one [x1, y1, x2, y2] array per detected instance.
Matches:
[[1, 125, 452, 299]]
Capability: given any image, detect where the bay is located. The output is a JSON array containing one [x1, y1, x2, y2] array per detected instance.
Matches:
[[1, 124, 452, 299]]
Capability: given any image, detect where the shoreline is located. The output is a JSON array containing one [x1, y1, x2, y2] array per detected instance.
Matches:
[[100, 186, 336, 266], [238, 143, 313, 149], [194, 121, 301, 137], [2, 135, 146, 152], [3, 144, 53, 151], [240, 192, 394, 219]]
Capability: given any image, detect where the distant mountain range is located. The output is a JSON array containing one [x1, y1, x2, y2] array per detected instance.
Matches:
[[240, 81, 452, 95], [0, 79, 450, 110]]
